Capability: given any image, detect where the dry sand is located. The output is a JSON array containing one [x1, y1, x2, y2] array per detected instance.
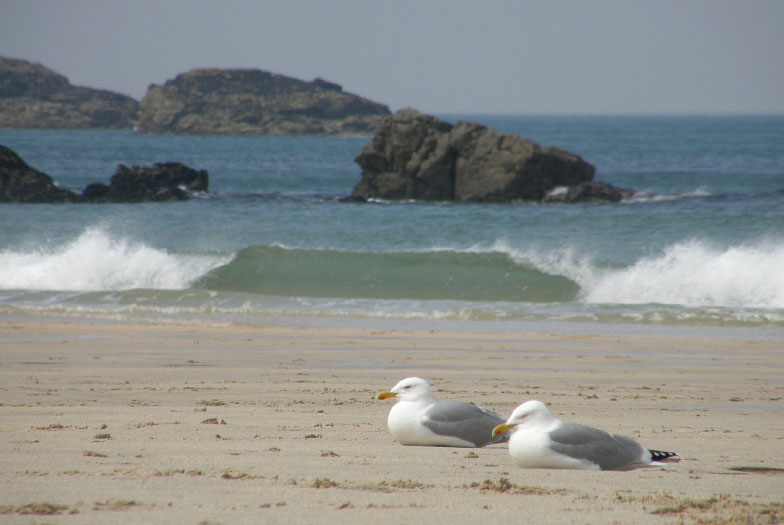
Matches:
[[1, 320, 782, 524]]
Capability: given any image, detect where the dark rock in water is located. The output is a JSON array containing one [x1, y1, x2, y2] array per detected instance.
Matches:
[[0, 144, 78, 203], [80, 182, 111, 202], [137, 68, 390, 135], [351, 109, 629, 203], [543, 181, 635, 203], [82, 163, 209, 203], [0, 56, 138, 129], [0, 144, 208, 204]]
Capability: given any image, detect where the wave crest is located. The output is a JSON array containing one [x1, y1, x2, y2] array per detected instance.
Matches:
[[0, 228, 226, 291], [197, 245, 580, 302], [3, 229, 783, 310], [583, 240, 784, 308]]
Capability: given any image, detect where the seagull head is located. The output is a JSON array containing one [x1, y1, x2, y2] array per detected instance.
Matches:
[[492, 400, 553, 436], [376, 377, 434, 403]]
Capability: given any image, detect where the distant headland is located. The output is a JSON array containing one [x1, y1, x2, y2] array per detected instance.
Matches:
[[0, 56, 390, 135], [0, 56, 138, 129]]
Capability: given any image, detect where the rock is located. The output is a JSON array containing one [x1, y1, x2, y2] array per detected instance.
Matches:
[[351, 109, 626, 203], [137, 68, 390, 135], [82, 163, 209, 203], [1, 57, 391, 135], [0, 144, 79, 203], [0, 56, 138, 129], [0, 144, 208, 204]]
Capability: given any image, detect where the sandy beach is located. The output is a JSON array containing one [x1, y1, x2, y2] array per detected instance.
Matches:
[[1, 320, 782, 524]]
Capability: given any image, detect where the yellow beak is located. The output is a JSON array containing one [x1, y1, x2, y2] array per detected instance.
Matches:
[[492, 422, 515, 436], [376, 391, 397, 400]]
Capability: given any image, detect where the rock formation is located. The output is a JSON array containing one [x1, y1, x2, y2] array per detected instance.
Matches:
[[0, 56, 138, 129], [137, 68, 390, 135], [1, 57, 390, 135], [1, 144, 207, 203], [0, 144, 78, 202], [82, 163, 208, 203], [351, 109, 633, 203]]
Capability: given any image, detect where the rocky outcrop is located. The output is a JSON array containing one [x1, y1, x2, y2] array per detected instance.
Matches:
[[1, 57, 391, 135], [82, 163, 208, 203], [0, 144, 207, 203], [0, 56, 138, 129], [351, 109, 633, 203], [137, 68, 391, 135], [0, 144, 78, 203], [138, 69, 389, 135]]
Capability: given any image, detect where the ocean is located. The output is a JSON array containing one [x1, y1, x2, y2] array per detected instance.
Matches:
[[2, 115, 783, 339]]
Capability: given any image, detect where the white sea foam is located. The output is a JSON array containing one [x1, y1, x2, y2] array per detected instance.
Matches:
[[486, 238, 784, 309], [0, 228, 227, 292], [626, 186, 712, 203], [584, 241, 784, 308]]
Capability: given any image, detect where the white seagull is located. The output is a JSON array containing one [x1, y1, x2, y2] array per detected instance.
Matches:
[[376, 377, 508, 447], [492, 400, 678, 470]]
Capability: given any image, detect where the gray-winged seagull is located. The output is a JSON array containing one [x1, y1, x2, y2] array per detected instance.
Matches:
[[492, 400, 678, 470], [376, 377, 508, 447]]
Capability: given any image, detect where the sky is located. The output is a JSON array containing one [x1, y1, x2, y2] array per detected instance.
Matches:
[[2, 0, 783, 115]]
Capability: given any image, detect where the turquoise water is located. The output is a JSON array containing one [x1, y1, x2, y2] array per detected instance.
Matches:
[[1, 116, 783, 334]]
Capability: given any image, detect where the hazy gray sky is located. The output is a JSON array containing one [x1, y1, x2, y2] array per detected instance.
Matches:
[[2, 0, 783, 114]]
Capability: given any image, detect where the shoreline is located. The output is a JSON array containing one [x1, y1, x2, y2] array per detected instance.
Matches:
[[5, 311, 784, 341], [1, 320, 782, 523]]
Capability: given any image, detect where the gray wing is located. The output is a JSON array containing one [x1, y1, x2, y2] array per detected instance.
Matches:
[[548, 422, 646, 470], [422, 400, 507, 447]]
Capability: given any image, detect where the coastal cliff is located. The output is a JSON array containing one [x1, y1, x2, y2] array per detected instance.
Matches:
[[1, 57, 390, 135], [0, 57, 138, 129], [137, 68, 390, 135]]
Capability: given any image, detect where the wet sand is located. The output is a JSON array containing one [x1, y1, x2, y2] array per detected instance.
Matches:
[[1, 321, 782, 523]]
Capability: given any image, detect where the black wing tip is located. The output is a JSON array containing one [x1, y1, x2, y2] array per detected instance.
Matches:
[[649, 449, 678, 461]]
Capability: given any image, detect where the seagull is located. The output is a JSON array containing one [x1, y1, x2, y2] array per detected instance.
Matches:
[[376, 377, 509, 447], [492, 400, 678, 470]]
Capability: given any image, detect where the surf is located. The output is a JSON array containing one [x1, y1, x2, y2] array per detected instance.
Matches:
[[582, 239, 784, 309], [0, 227, 227, 292]]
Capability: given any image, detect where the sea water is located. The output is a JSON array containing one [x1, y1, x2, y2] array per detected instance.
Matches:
[[1, 116, 783, 338]]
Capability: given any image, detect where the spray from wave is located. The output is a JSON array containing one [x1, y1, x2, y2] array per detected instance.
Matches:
[[0, 228, 227, 291], [482, 238, 784, 309], [582, 240, 784, 308]]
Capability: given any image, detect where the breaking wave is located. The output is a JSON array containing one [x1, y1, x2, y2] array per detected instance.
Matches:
[[2, 229, 783, 312], [0, 228, 226, 291]]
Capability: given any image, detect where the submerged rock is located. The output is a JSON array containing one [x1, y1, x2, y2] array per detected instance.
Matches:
[[351, 109, 633, 203], [137, 68, 390, 135], [0, 56, 138, 129]]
